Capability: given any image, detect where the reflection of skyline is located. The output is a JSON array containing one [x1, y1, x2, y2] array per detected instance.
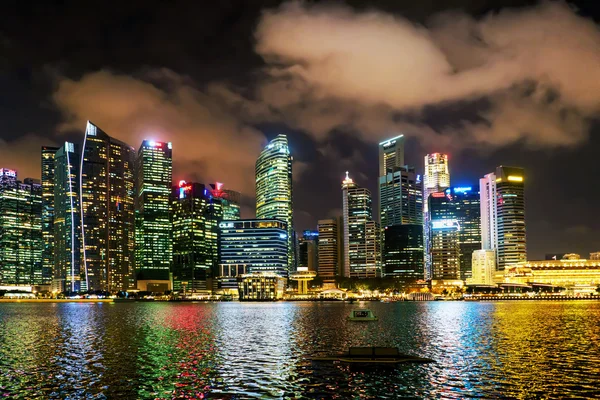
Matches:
[[213, 302, 297, 397], [1, 302, 599, 398]]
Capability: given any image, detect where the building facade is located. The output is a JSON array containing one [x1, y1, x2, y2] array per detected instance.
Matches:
[[0, 170, 43, 286], [80, 122, 136, 292], [342, 172, 381, 278], [423, 153, 450, 279], [480, 166, 526, 270], [219, 219, 288, 277], [172, 181, 223, 293], [209, 182, 241, 221], [41, 146, 58, 285], [470, 249, 496, 285], [382, 224, 423, 279], [135, 140, 173, 282], [255, 135, 294, 270], [378, 135, 405, 176], [317, 218, 341, 282], [379, 166, 423, 228], [428, 188, 481, 281], [298, 230, 318, 271], [53, 142, 82, 292]]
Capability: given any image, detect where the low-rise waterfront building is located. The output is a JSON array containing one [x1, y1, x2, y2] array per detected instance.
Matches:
[[496, 254, 600, 288], [238, 272, 286, 300]]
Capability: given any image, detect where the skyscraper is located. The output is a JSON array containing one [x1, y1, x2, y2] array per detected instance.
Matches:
[[172, 181, 223, 293], [255, 134, 294, 270], [0, 169, 43, 286], [209, 182, 241, 221], [493, 166, 526, 269], [219, 219, 288, 277], [135, 140, 173, 283], [41, 146, 58, 285], [342, 172, 381, 278], [80, 122, 136, 292], [379, 166, 423, 228], [54, 142, 82, 292], [428, 187, 481, 281], [298, 230, 318, 271], [423, 153, 450, 279], [480, 173, 497, 251], [383, 224, 423, 279], [317, 218, 341, 283], [378, 134, 404, 176]]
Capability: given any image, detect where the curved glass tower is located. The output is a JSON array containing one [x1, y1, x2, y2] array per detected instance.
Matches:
[[255, 134, 293, 273]]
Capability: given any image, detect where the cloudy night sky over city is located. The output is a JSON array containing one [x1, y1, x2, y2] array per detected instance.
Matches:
[[1, 0, 600, 259]]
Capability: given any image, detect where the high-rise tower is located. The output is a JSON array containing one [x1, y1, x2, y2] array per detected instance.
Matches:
[[135, 140, 173, 283], [342, 172, 381, 278], [378, 135, 404, 176], [0, 169, 43, 286], [80, 121, 135, 292], [255, 134, 293, 270], [54, 142, 82, 292], [423, 153, 450, 279], [209, 182, 241, 221], [480, 166, 526, 270], [41, 146, 58, 285], [379, 166, 422, 228]]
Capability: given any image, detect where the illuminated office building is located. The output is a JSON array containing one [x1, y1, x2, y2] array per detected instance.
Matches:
[[219, 219, 288, 277], [379, 166, 423, 228], [383, 224, 423, 279], [172, 181, 223, 292], [80, 122, 135, 292], [209, 182, 241, 220], [423, 153, 450, 279], [470, 249, 496, 285], [317, 218, 342, 282], [298, 230, 318, 271], [0, 169, 43, 286], [480, 166, 526, 270], [255, 134, 294, 270], [428, 188, 481, 280], [41, 146, 58, 285], [135, 140, 173, 282], [53, 142, 82, 292], [378, 134, 404, 176], [342, 172, 381, 278]]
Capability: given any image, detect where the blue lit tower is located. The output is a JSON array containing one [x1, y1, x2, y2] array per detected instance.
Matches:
[[255, 134, 294, 270]]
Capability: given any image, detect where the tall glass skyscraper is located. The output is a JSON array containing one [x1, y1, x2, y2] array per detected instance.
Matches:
[[317, 218, 342, 283], [41, 146, 58, 285], [135, 140, 173, 282], [255, 134, 294, 270], [54, 142, 82, 292], [0, 169, 43, 286], [209, 182, 241, 221], [423, 153, 450, 279], [383, 224, 423, 279], [80, 122, 135, 292], [480, 166, 526, 270], [379, 166, 423, 228], [342, 172, 381, 278], [378, 135, 404, 176], [428, 187, 481, 281], [172, 181, 223, 292]]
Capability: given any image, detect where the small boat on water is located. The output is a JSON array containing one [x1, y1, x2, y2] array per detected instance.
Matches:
[[310, 347, 434, 365], [348, 309, 378, 321]]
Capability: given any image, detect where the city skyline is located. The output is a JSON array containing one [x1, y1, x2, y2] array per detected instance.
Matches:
[[2, 1, 600, 259]]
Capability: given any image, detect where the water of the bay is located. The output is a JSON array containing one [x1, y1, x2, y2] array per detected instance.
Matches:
[[0, 301, 599, 399]]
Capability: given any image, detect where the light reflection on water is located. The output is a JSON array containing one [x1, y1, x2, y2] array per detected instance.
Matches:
[[0, 301, 599, 399]]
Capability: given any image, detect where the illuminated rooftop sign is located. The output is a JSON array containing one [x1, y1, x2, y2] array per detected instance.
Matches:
[[507, 175, 523, 182], [453, 187, 472, 193], [378, 134, 404, 147], [0, 168, 16, 177]]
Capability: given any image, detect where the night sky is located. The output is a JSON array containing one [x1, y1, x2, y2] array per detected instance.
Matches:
[[1, 0, 599, 259]]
